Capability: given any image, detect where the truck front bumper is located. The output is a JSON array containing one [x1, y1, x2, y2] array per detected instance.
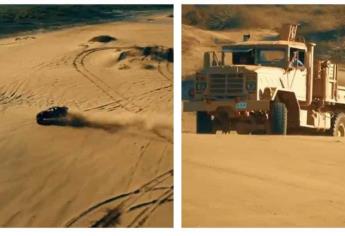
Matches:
[[183, 100, 271, 112]]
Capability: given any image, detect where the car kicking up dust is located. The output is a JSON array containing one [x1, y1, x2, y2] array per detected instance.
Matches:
[[66, 111, 173, 142]]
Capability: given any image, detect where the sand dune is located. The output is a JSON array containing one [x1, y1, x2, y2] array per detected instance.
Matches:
[[182, 24, 276, 78], [0, 12, 173, 227], [182, 24, 345, 227]]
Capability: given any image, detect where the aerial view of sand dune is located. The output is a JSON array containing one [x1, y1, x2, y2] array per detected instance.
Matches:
[[182, 5, 345, 227], [0, 6, 173, 227]]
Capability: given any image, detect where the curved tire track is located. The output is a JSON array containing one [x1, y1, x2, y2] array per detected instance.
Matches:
[[64, 169, 173, 227], [72, 46, 143, 113], [74, 46, 173, 113], [157, 62, 173, 85]]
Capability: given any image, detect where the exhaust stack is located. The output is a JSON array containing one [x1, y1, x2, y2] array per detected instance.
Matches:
[[279, 24, 299, 41], [302, 42, 316, 107], [203, 52, 210, 69]]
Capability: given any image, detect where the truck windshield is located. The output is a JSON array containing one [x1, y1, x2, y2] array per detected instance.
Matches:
[[227, 47, 287, 68], [232, 48, 255, 65], [257, 49, 285, 66]]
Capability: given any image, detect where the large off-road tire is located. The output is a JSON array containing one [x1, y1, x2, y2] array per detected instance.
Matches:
[[215, 111, 230, 134], [236, 122, 251, 135], [196, 111, 213, 134], [332, 113, 345, 137], [270, 102, 287, 135]]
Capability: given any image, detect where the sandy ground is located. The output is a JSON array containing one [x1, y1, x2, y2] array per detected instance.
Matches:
[[183, 133, 345, 227], [0, 12, 173, 227], [182, 24, 345, 227]]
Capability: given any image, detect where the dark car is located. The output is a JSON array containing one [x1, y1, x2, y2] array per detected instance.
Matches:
[[36, 106, 69, 125]]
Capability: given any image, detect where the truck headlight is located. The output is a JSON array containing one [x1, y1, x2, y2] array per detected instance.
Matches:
[[195, 82, 207, 91], [246, 80, 256, 92]]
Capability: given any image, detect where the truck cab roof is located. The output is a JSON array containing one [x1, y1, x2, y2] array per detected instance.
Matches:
[[222, 40, 308, 51]]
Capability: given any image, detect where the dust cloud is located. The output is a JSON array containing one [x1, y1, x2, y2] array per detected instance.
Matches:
[[67, 111, 173, 140]]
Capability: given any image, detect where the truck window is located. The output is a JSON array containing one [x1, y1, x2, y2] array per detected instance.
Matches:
[[257, 49, 286, 67], [289, 48, 305, 68], [338, 65, 345, 87], [233, 49, 255, 65]]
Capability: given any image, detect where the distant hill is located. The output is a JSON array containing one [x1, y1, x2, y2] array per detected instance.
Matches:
[[0, 5, 172, 37], [182, 5, 345, 62]]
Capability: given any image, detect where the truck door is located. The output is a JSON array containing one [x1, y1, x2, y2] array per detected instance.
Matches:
[[285, 48, 307, 101]]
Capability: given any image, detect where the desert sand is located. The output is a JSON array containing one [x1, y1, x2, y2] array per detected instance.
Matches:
[[182, 25, 345, 227], [0, 12, 173, 227], [183, 133, 345, 227]]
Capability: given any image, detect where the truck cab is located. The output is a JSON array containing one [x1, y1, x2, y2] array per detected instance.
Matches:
[[183, 24, 345, 136], [192, 40, 309, 102]]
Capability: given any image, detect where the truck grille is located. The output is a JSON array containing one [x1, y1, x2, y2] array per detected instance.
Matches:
[[208, 73, 244, 97]]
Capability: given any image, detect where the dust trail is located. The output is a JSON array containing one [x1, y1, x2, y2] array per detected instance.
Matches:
[[66, 111, 173, 141]]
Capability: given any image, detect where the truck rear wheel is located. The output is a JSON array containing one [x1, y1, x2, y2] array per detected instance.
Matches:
[[196, 111, 213, 134], [270, 102, 287, 135], [332, 113, 345, 137]]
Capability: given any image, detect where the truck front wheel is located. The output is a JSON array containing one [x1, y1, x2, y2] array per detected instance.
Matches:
[[196, 111, 214, 134], [270, 102, 287, 135], [332, 113, 345, 137]]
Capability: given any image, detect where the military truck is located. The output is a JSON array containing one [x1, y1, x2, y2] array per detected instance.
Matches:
[[183, 24, 345, 136]]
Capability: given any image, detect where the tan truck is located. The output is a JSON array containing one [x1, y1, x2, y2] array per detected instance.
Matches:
[[183, 24, 345, 136]]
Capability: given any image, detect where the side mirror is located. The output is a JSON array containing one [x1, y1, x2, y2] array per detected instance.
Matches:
[[300, 66, 306, 72], [203, 52, 210, 69], [286, 67, 293, 72]]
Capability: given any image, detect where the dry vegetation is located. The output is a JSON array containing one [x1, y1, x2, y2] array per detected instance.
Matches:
[[182, 5, 345, 62]]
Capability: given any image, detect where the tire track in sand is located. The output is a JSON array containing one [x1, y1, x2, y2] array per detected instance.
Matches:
[[74, 46, 173, 113], [64, 169, 173, 227], [73, 47, 143, 113]]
